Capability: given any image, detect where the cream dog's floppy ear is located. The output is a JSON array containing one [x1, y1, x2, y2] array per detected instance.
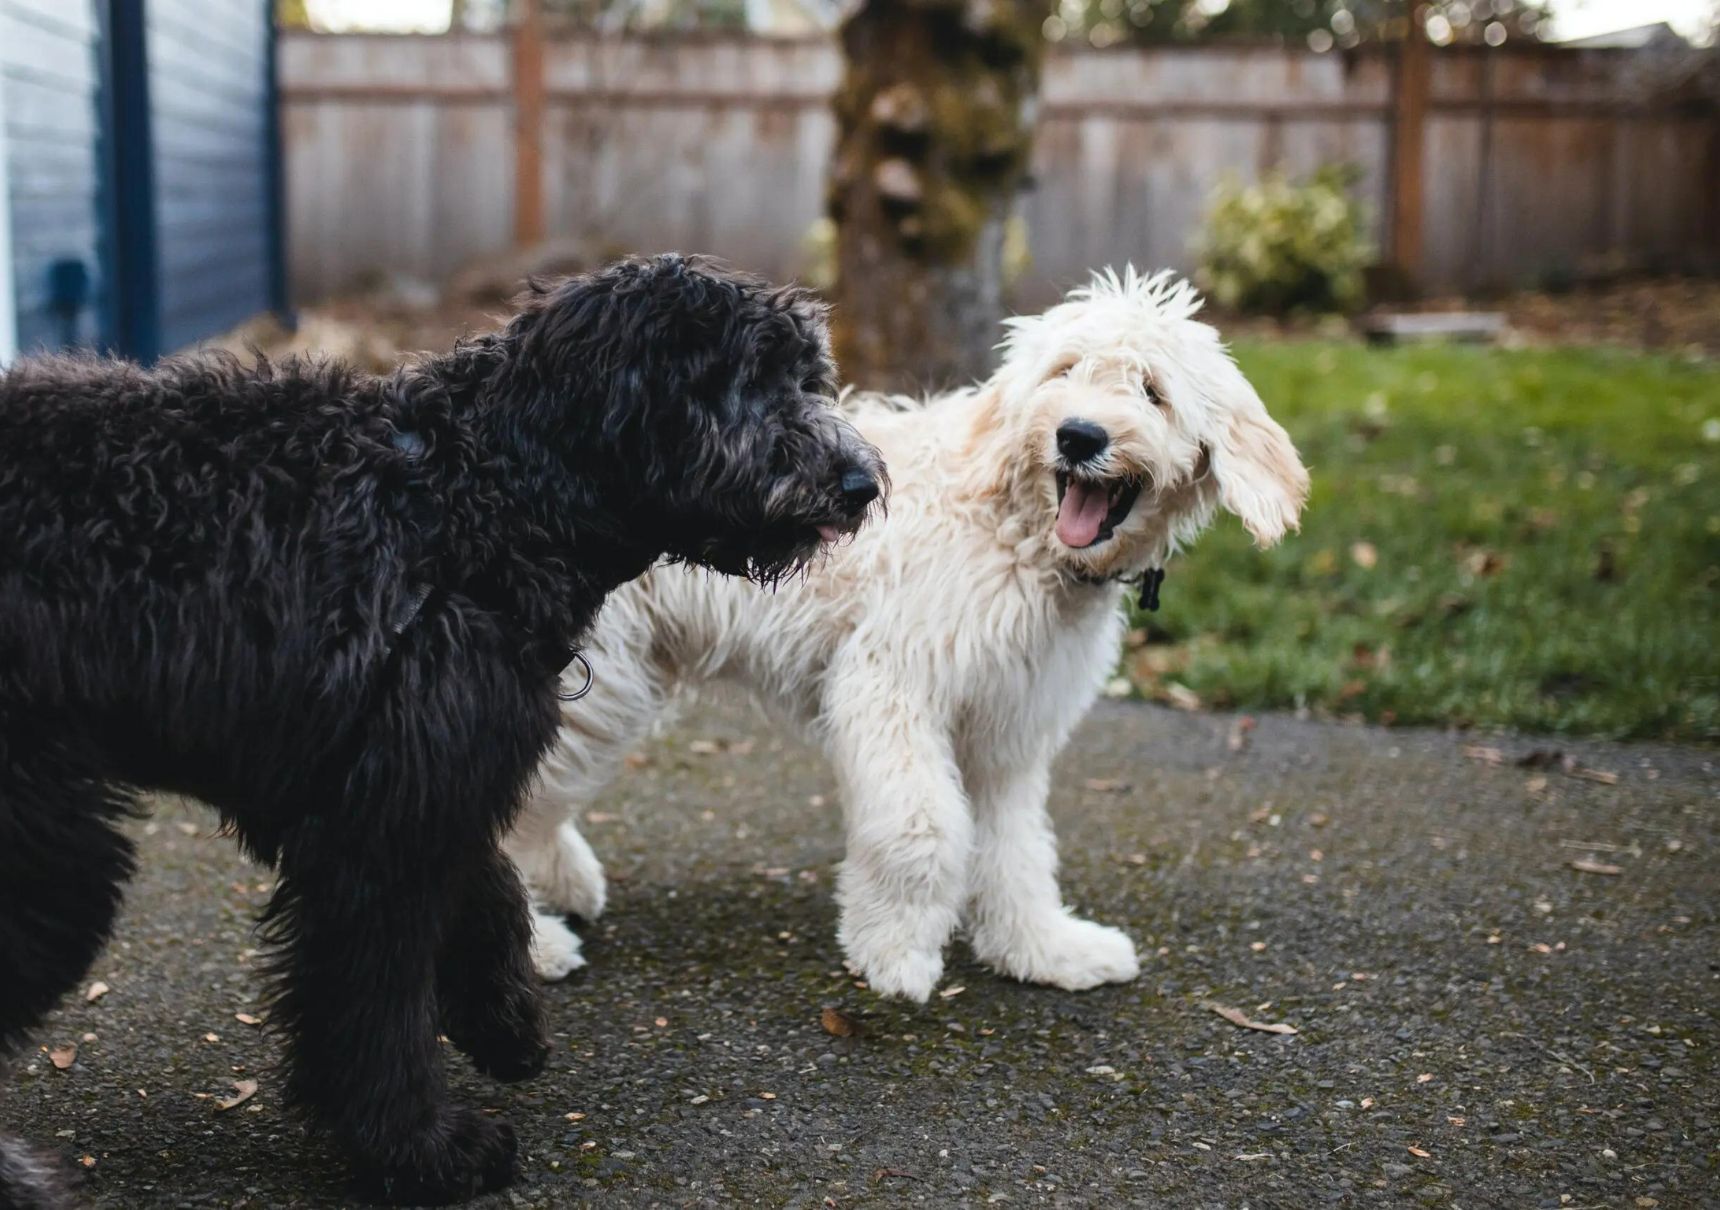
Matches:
[[1205, 362, 1309, 547]]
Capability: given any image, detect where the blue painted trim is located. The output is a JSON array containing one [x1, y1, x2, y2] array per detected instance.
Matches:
[[104, 0, 161, 362], [263, 0, 295, 330], [0, 52, 16, 364]]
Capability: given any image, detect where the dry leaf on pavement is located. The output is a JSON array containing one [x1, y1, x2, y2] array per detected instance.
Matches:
[[1201, 1001, 1298, 1035], [1569, 858, 1623, 876], [1227, 716, 1257, 752], [85, 982, 110, 1003], [48, 1044, 77, 1070], [216, 1080, 259, 1112], [820, 1006, 861, 1038]]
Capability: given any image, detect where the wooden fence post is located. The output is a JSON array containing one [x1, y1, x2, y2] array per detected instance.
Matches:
[[512, 0, 545, 247], [1388, 3, 1430, 293]]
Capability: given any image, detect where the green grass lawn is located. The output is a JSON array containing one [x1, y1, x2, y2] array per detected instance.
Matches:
[[1127, 340, 1719, 742]]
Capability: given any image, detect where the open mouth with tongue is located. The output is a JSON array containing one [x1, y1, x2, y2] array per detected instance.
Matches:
[[1055, 470, 1143, 549]]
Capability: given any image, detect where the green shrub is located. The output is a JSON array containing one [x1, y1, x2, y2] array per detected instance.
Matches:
[[1194, 165, 1374, 315]]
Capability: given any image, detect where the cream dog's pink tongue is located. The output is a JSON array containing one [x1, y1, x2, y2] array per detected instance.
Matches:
[[1056, 480, 1108, 548]]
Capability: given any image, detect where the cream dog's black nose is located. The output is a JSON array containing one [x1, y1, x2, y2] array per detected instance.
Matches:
[[1056, 419, 1109, 464], [839, 466, 881, 509]]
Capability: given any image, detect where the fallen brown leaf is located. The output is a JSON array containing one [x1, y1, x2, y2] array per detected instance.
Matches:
[[234, 1012, 262, 1027], [820, 1006, 861, 1038], [48, 1044, 77, 1070], [85, 981, 110, 1003], [215, 1079, 259, 1112], [622, 751, 650, 770], [1226, 716, 1257, 753], [584, 811, 619, 824], [1416, 1072, 1434, 1084], [1569, 858, 1623, 876], [1572, 767, 1619, 785], [1463, 549, 1506, 577], [1201, 1000, 1298, 1036], [1082, 777, 1130, 793], [871, 1168, 917, 1183], [79, 1156, 95, 1169], [1164, 683, 1203, 712], [1408, 1145, 1432, 1158], [937, 986, 965, 999], [1462, 745, 1504, 766]]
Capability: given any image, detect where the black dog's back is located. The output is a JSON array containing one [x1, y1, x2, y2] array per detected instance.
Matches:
[[0, 353, 435, 798]]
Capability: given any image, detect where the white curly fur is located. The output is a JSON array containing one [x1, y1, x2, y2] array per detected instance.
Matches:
[[504, 269, 1308, 1000]]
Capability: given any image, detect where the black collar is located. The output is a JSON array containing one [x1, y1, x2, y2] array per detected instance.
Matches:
[[384, 427, 593, 700], [1074, 565, 1166, 612]]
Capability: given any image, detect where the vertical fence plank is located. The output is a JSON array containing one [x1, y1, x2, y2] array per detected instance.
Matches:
[[1388, 4, 1430, 292], [512, 0, 545, 246]]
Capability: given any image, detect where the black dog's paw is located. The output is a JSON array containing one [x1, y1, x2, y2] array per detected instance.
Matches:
[[463, 1027, 550, 1085], [443, 1004, 549, 1084], [359, 1108, 517, 1206], [442, 984, 550, 1084]]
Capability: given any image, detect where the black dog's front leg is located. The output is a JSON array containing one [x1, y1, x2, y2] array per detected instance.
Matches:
[[436, 843, 548, 1083], [267, 829, 517, 1205]]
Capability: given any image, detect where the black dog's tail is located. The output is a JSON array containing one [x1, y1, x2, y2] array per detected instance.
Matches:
[[0, 1133, 69, 1210]]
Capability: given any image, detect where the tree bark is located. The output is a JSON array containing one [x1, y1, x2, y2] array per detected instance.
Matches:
[[829, 0, 1049, 393]]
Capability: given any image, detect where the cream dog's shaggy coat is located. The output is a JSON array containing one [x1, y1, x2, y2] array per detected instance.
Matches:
[[506, 269, 1309, 999]]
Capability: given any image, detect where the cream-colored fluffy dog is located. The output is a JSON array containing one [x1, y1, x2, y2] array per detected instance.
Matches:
[[505, 269, 1308, 999]]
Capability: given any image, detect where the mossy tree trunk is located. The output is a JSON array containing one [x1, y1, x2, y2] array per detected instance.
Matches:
[[829, 0, 1049, 393]]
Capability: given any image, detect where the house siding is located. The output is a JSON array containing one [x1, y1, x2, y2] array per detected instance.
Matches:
[[0, 0, 105, 353], [146, 0, 272, 351]]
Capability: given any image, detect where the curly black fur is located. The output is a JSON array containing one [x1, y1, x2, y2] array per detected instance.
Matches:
[[0, 254, 883, 1206]]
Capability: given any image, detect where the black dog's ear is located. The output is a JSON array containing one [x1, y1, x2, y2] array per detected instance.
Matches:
[[514, 256, 692, 378], [496, 255, 755, 476]]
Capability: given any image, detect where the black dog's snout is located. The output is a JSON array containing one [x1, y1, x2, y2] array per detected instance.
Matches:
[[1056, 419, 1109, 464], [839, 466, 881, 510]]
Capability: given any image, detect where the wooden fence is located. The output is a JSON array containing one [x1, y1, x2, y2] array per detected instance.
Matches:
[[280, 31, 1718, 304]]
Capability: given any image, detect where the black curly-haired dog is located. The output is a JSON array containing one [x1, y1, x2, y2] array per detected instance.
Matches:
[[0, 253, 884, 1207]]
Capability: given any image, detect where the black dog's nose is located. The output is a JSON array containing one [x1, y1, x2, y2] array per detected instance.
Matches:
[[839, 467, 880, 510], [1056, 419, 1109, 464]]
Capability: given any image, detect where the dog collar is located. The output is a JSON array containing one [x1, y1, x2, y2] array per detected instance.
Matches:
[[385, 426, 594, 701], [1073, 565, 1166, 612]]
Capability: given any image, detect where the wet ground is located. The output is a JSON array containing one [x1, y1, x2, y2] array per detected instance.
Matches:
[[5, 703, 1716, 1207]]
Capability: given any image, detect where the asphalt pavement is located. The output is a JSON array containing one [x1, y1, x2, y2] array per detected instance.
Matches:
[[5, 702, 1715, 1208]]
